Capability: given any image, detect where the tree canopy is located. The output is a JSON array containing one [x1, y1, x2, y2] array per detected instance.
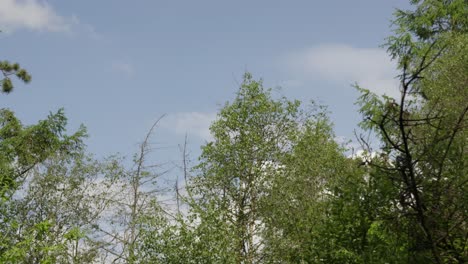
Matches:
[[0, 0, 466, 263]]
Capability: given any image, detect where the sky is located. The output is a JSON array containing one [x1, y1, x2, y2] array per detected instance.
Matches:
[[1, 0, 411, 167]]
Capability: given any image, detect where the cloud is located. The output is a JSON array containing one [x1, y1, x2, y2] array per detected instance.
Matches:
[[163, 112, 217, 141], [111, 62, 135, 77], [0, 0, 70, 32], [285, 44, 399, 98]]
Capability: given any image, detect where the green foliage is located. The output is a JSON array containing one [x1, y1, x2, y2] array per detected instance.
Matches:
[[261, 112, 350, 263], [0, 150, 125, 264], [357, 1, 468, 263], [139, 73, 371, 264], [1, 1, 466, 263], [0, 60, 31, 93], [0, 108, 86, 198], [0, 220, 65, 264], [139, 73, 306, 263], [0, 35, 95, 263], [189, 73, 305, 263]]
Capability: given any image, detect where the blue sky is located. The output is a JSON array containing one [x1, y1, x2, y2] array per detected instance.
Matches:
[[1, 0, 410, 163]]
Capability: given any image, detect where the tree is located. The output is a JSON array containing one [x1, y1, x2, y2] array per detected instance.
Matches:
[[138, 73, 304, 263], [95, 116, 169, 264], [188, 73, 308, 263], [0, 109, 86, 198], [0, 60, 31, 93], [356, 0, 467, 262], [137, 73, 349, 263], [1, 43, 90, 263], [0, 152, 117, 263], [0, 111, 88, 263], [262, 107, 352, 263]]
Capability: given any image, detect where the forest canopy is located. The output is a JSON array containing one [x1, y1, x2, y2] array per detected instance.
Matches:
[[0, 0, 466, 263]]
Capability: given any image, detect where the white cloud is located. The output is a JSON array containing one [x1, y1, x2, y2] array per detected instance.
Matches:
[[111, 62, 135, 77], [285, 44, 400, 98], [0, 0, 70, 32], [163, 112, 217, 141]]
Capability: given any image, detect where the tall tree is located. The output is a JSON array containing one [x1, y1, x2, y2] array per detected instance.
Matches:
[[191, 73, 305, 263], [260, 112, 368, 263], [95, 117, 169, 264], [357, 0, 467, 262], [0, 109, 86, 198], [0, 152, 118, 264], [1, 40, 90, 263]]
